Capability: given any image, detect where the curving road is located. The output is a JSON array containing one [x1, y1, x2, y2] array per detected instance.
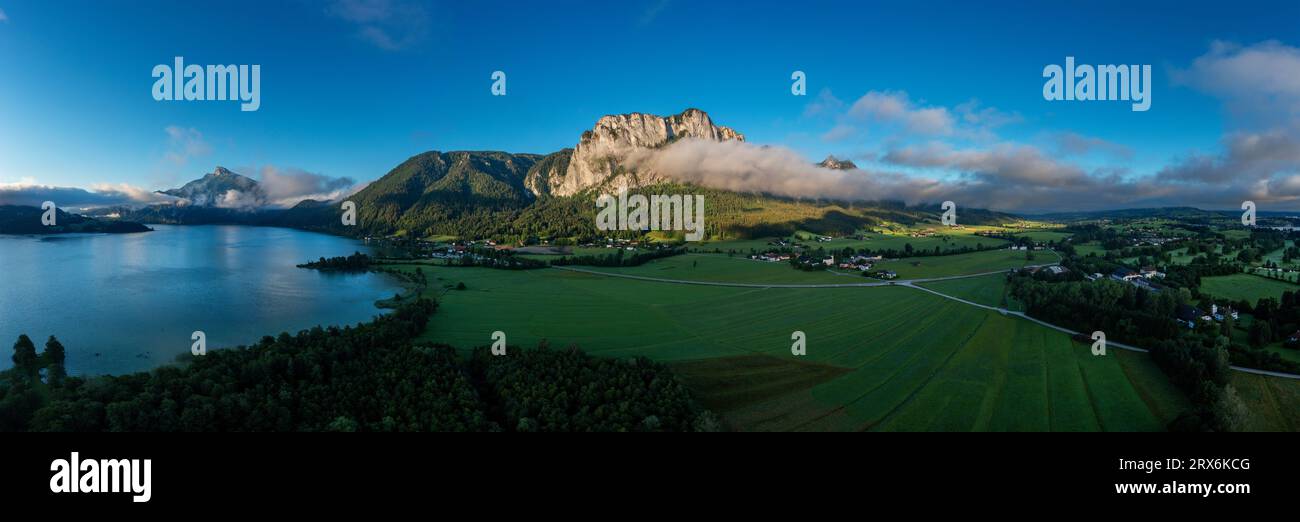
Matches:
[[551, 256, 1300, 381]]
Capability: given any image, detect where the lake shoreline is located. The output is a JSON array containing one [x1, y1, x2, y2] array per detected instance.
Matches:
[[0, 224, 403, 376]]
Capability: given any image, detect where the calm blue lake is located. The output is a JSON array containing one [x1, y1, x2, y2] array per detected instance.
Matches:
[[0, 225, 403, 376]]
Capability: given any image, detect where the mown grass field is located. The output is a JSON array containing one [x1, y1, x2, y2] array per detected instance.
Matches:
[[873, 249, 1048, 279], [513, 246, 629, 261], [1200, 273, 1299, 303], [808, 232, 1003, 253], [1074, 242, 1109, 257], [689, 237, 784, 253], [382, 264, 1222, 431], [919, 273, 1024, 311], [576, 253, 864, 285]]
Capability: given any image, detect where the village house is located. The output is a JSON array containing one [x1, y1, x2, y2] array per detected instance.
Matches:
[[1209, 304, 1239, 322], [1139, 266, 1165, 279], [1110, 268, 1141, 282]]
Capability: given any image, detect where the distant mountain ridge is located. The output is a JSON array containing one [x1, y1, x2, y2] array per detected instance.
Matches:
[[104, 109, 1022, 240]]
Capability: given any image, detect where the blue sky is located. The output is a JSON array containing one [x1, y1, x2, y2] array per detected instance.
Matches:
[[2, 0, 1300, 211]]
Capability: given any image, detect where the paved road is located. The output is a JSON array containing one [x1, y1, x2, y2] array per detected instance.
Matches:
[[553, 257, 1300, 381]]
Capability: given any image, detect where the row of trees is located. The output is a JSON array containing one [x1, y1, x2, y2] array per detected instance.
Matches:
[[296, 251, 373, 271], [446, 247, 549, 270], [1007, 275, 1184, 347]]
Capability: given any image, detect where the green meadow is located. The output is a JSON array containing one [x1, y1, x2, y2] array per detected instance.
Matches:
[[919, 273, 1024, 311], [1200, 273, 1299, 303], [387, 264, 1212, 431], [1009, 230, 1072, 242], [577, 253, 863, 285], [1074, 242, 1109, 257], [873, 248, 1049, 279], [1231, 372, 1300, 431]]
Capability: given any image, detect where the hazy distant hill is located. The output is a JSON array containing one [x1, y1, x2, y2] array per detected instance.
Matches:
[[0, 205, 151, 234], [1028, 207, 1229, 221]]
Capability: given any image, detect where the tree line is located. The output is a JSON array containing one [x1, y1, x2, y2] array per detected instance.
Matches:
[[550, 246, 687, 267], [297, 251, 373, 271]]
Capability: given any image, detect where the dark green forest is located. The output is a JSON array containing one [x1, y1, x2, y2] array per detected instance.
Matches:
[[0, 300, 719, 432]]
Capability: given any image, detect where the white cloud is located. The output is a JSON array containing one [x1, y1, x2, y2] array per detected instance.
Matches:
[[1176, 40, 1300, 126], [163, 126, 211, 166], [256, 166, 356, 207], [820, 124, 857, 142], [326, 0, 429, 51], [883, 142, 1092, 188], [0, 8, 8, 23], [954, 99, 1022, 130], [616, 134, 1300, 214], [1158, 129, 1300, 185], [847, 91, 955, 136], [1148, 40, 1300, 207], [639, 0, 671, 26], [624, 138, 943, 203], [803, 88, 845, 118], [1053, 131, 1134, 160]]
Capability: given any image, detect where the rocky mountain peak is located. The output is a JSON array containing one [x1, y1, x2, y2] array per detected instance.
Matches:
[[532, 108, 743, 197], [817, 156, 858, 170], [160, 166, 266, 208]]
